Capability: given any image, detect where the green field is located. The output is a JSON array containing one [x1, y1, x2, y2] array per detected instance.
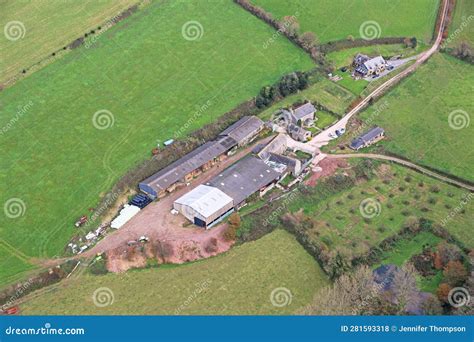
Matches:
[[21, 230, 329, 315], [0, 0, 313, 286], [0, 0, 138, 84], [447, 0, 474, 46], [251, 0, 439, 43], [360, 53, 474, 182], [259, 75, 354, 120], [375, 231, 442, 267], [327, 44, 421, 69], [374, 231, 443, 293], [286, 162, 473, 260], [0, 246, 36, 287]]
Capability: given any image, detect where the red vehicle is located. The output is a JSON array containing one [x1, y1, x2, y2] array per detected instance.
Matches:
[[75, 215, 88, 227], [2, 306, 19, 315]]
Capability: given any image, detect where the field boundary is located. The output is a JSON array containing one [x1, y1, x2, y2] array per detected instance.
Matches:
[[1, 1, 145, 90], [327, 153, 474, 191]]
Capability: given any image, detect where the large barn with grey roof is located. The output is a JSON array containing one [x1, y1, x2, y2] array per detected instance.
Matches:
[[173, 156, 281, 228], [139, 116, 264, 198]]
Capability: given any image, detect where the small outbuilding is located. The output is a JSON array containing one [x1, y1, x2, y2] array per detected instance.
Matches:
[[350, 126, 385, 150]]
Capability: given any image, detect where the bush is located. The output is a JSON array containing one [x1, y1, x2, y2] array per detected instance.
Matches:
[[89, 257, 108, 275], [430, 185, 440, 193]]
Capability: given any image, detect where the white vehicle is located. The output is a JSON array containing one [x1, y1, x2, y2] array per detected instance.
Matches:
[[170, 208, 179, 215], [139, 235, 149, 242]]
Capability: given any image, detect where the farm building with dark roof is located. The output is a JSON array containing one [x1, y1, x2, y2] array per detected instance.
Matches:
[[219, 116, 264, 146], [350, 126, 385, 150], [139, 116, 264, 198], [207, 156, 281, 206]]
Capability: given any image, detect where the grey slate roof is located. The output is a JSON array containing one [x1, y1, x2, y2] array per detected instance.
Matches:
[[219, 116, 264, 144], [350, 126, 385, 149], [292, 103, 316, 121], [267, 152, 297, 168], [140, 137, 236, 191], [207, 156, 281, 204]]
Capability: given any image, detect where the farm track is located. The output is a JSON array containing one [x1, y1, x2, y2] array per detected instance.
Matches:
[[310, 0, 450, 148], [328, 153, 474, 192]]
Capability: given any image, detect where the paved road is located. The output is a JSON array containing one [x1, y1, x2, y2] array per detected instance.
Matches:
[[328, 153, 474, 192], [309, 0, 449, 148], [364, 55, 418, 82]]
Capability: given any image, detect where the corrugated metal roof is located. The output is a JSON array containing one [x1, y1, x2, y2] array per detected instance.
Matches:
[[207, 156, 281, 204], [174, 185, 233, 219], [140, 137, 236, 191], [219, 116, 264, 143]]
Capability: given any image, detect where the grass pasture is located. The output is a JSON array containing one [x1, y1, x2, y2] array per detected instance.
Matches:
[[327, 44, 422, 69], [21, 230, 329, 315], [447, 0, 474, 46], [287, 162, 473, 261], [0, 0, 138, 84], [259, 76, 355, 120], [360, 53, 474, 182], [251, 0, 439, 44], [0, 0, 313, 286]]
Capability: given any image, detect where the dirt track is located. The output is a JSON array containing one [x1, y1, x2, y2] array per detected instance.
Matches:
[[81, 136, 274, 266], [309, 0, 450, 148], [328, 153, 474, 192]]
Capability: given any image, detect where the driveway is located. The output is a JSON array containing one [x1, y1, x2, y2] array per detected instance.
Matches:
[[82, 136, 274, 261], [308, 0, 449, 149]]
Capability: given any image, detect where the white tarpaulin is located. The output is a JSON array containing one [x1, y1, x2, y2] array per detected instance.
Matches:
[[110, 204, 140, 229]]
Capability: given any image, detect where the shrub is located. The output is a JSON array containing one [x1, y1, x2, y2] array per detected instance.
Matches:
[[430, 185, 440, 193], [428, 197, 437, 205], [89, 257, 108, 275], [443, 261, 468, 287]]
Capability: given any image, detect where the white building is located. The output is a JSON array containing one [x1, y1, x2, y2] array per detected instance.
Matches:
[[173, 185, 234, 228]]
